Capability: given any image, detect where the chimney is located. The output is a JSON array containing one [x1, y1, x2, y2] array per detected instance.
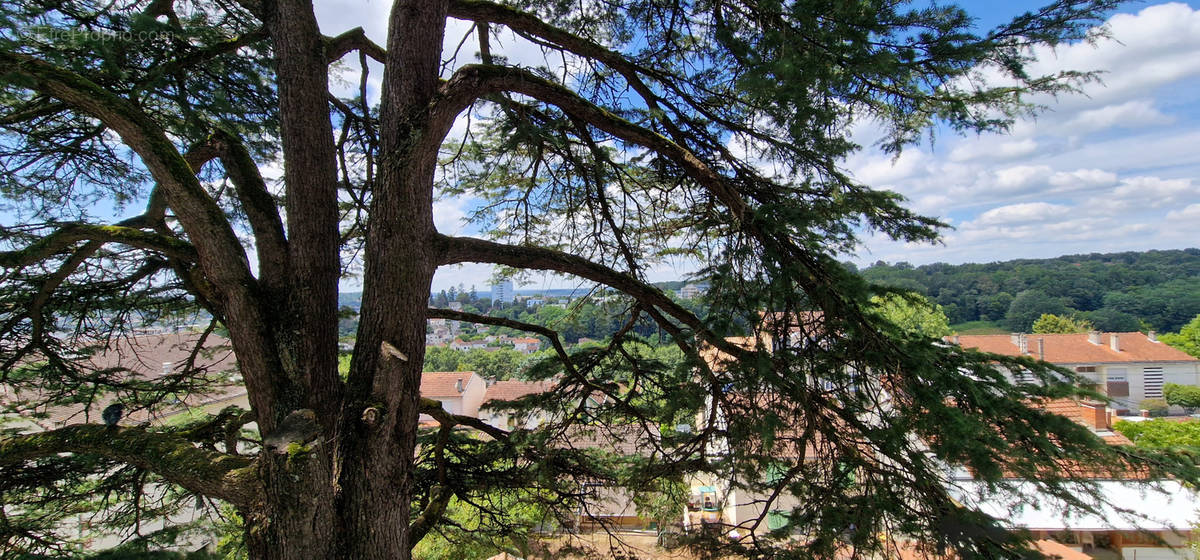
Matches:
[[1148, 331, 1158, 343], [1088, 331, 1101, 345], [1079, 401, 1109, 431], [455, 378, 464, 393], [1017, 334, 1028, 355], [1011, 333, 1022, 346], [952, 335, 960, 345], [1037, 338, 1045, 361], [161, 361, 172, 376], [1109, 334, 1120, 353]]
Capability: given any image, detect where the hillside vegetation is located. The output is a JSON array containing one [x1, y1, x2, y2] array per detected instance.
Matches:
[[859, 249, 1200, 333]]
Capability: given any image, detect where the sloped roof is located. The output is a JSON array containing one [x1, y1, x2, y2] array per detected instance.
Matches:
[[9, 331, 241, 428], [483, 379, 553, 405], [1032, 398, 1133, 446], [421, 371, 475, 398], [953, 332, 1196, 364]]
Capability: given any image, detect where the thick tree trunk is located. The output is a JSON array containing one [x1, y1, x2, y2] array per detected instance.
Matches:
[[333, 1, 448, 558], [223, 1, 447, 557]]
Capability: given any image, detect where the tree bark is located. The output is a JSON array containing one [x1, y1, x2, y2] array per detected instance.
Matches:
[[334, 1, 447, 558]]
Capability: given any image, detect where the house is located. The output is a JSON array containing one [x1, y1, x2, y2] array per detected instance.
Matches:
[[450, 338, 488, 351], [1, 332, 244, 431], [937, 396, 1200, 559], [678, 283, 708, 300], [511, 337, 542, 354], [951, 332, 1200, 412], [478, 379, 554, 430], [419, 371, 486, 420]]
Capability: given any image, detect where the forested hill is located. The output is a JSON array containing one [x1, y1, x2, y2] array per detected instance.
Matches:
[[858, 249, 1200, 333]]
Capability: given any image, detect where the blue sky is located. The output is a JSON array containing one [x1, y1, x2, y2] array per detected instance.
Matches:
[[314, 1, 1200, 290]]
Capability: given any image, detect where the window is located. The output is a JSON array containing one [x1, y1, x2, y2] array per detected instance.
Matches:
[[1143, 367, 1164, 399], [1075, 366, 1096, 373], [1106, 369, 1129, 398]]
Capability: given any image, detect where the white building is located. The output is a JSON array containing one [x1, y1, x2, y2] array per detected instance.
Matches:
[[419, 371, 487, 421], [678, 283, 707, 300], [491, 280, 514, 304], [953, 332, 1200, 412]]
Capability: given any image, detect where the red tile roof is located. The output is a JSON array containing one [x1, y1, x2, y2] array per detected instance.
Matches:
[[952, 332, 1196, 364], [1030, 399, 1133, 446], [421, 371, 475, 398], [483, 379, 553, 404], [9, 332, 240, 428]]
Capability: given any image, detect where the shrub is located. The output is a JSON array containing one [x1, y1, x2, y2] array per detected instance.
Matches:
[[1164, 383, 1200, 408]]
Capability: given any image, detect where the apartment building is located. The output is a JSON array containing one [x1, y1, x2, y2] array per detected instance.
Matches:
[[952, 332, 1200, 412]]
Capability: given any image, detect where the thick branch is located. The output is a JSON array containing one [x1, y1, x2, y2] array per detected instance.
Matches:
[[408, 485, 452, 546], [0, 424, 260, 507], [205, 129, 290, 291], [447, 0, 671, 127], [0, 223, 197, 269], [435, 235, 749, 359], [0, 51, 286, 430], [325, 27, 387, 63], [419, 397, 510, 441], [426, 307, 576, 376], [431, 64, 751, 222]]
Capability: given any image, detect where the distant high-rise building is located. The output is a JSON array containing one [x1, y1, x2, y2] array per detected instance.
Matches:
[[492, 280, 514, 304]]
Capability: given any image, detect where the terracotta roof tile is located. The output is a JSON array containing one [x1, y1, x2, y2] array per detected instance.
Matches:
[[421, 371, 475, 398], [952, 332, 1197, 364], [483, 379, 553, 404]]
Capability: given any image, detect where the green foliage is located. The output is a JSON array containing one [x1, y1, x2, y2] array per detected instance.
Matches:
[[423, 347, 530, 380], [1079, 308, 1142, 332], [862, 250, 1200, 329], [410, 494, 547, 560], [950, 320, 1008, 335], [4, 1, 1195, 559], [869, 293, 952, 338], [1160, 314, 1200, 358], [1114, 418, 1200, 450], [1004, 290, 1068, 332], [1164, 383, 1200, 408], [1031, 313, 1093, 334]]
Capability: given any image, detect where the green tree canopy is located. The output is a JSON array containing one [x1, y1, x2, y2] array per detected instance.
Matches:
[[1161, 314, 1200, 358], [1164, 383, 1200, 408], [1005, 290, 1069, 332], [870, 292, 952, 339], [1032, 313, 1094, 334], [1, 1, 1193, 559]]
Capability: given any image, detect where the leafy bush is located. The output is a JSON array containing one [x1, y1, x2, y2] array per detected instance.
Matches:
[[1164, 383, 1200, 408], [1114, 418, 1200, 449]]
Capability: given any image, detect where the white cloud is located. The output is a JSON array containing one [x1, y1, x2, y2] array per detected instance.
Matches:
[[1048, 168, 1117, 189], [971, 202, 1071, 227], [1166, 203, 1200, 221], [1112, 176, 1197, 207], [994, 165, 1053, 190], [949, 138, 1038, 162], [1065, 99, 1174, 132]]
